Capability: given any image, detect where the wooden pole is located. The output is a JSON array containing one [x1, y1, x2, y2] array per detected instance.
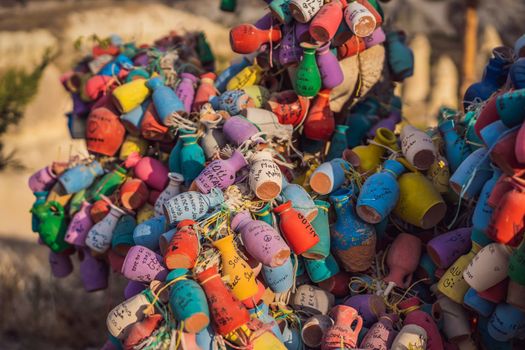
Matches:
[[460, 0, 479, 98]]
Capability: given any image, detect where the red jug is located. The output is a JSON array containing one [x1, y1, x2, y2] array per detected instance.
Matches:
[[164, 220, 200, 270], [230, 24, 282, 54], [337, 35, 366, 59], [487, 177, 525, 246], [196, 265, 250, 336], [310, 1, 343, 43], [86, 107, 126, 156], [274, 200, 320, 257], [268, 90, 310, 126], [303, 90, 335, 141], [490, 130, 525, 176]]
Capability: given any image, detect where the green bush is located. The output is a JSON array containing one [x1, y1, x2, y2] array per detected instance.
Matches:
[[0, 49, 55, 170]]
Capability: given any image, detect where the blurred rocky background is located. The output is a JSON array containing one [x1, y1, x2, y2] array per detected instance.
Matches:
[[0, 0, 523, 349]]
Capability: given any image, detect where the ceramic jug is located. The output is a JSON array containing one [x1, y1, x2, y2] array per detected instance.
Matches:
[[390, 324, 427, 350], [303, 90, 335, 141], [164, 188, 223, 224], [490, 130, 524, 176], [125, 153, 169, 191], [437, 231, 485, 304], [248, 151, 282, 201], [292, 284, 335, 315], [123, 314, 163, 349], [179, 134, 206, 185], [85, 165, 127, 202], [32, 201, 70, 253], [120, 101, 147, 135], [383, 233, 422, 295], [121, 245, 168, 283], [231, 211, 290, 267], [393, 171, 447, 229], [111, 215, 136, 255], [449, 147, 492, 200], [146, 76, 185, 125], [132, 215, 166, 251], [175, 73, 197, 113], [59, 161, 104, 194], [226, 62, 264, 91], [427, 227, 472, 269], [31, 191, 48, 232], [487, 173, 513, 208], [29, 166, 57, 192], [222, 115, 260, 146], [496, 89, 525, 128], [345, 103, 378, 148], [487, 303, 525, 342], [196, 265, 251, 336], [167, 268, 210, 333], [230, 24, 282, 54], [344, 294, 386, 328], [140, 103, 170, 141], [194, 150, 247, 193], [300, 314, 333, 348], [464, 49, 512, 109], [330, 187, 376, 272], [262, 257, 294, 293], [463, 243, 513, 291], [472, 166, 501, 234], [65, 201, 93, 246], [241, 85, 270, 108], [326, 125, 349, 161], [274, 201, 320, 257], [164, 220, 200, 269], [439, 119, 471, 173], [106, 289, 153, 338], [111, 78, 150, 113], [79, 248, 109, 292], [398, 297, 443, 350], [463, 288, 496, 317], [310, 1, 343, 42], [400, 125, 436, 170], [309, 158, 350, 195], [199, 110, 226, 159], [304, 254, 340, 283], [360, 314, 398, 350], [193, 73, 218, 112], [304, 200, 331, 259], [322, 305, 362, 350], [508, 239, 525, 287], [168, 129, 193, 174], [289, 0, 324, 23], [86, 200, 126, 254], [215, 56, 253, 92], [487, 177, 525, 246], [351, 127, 399, 174], [357, 159, 405, 224], [277, 23, 303, 66], [119, 178, 149, 210], [154, 173, 184, 217], [253, 202, 274, 226], [294, 43, 322, 97], [385, 31, 415, 82], [268, 90, 310, 127], [213, 234, 259, 301], [280, 177, 318, 221], [434, 292, 472, 343], [316, 43, 344, 89], [347, 1, 379, 37], [48, 251, 73, 278]]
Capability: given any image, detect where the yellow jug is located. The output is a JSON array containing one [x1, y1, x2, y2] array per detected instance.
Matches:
[[112, 78, 150, 113], [437, 243, 481, 304], [225, 324, 287, 350], [352, 128, 399, 174], [227, 63, 264, 91], [136, 203, 155, 223], [393, 172, 446, 229], [119, 135, 148, 161], [242, 85, 270, 108], [213, 234, 259, 301], [427, 155, 450, 194]]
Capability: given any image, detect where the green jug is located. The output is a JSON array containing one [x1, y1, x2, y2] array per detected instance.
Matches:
[[32, 201, 71, 253], [85, 165, 128, 202], [294, 43, 322, 98]]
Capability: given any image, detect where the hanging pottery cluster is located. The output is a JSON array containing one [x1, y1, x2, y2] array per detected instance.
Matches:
[[25, 1, 525, 349]]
